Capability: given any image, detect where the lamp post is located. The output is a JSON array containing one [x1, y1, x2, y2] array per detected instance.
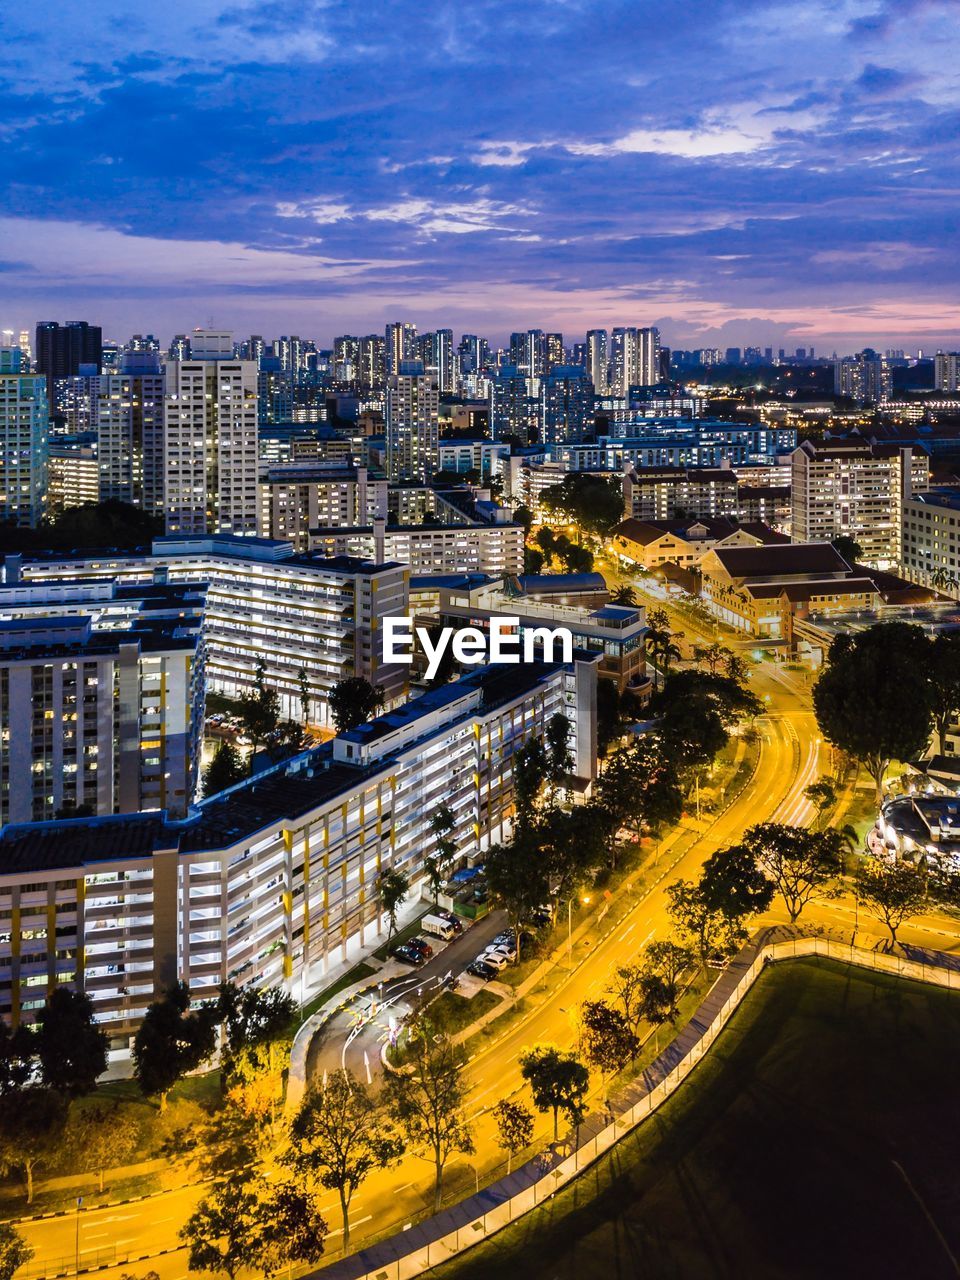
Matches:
[[75, 1197, 82, 1276]]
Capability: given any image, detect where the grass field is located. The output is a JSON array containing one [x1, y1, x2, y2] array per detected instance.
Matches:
[[432, 959, 960, 1280]]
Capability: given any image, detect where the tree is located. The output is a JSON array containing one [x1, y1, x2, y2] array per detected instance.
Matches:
[[594, 737, 683, 862], [642, 940, 693, 991], [637, 974, 678, 1049], [65, 1102, 140, 1193], [611, 585, 638, 607], [35, 987, 108, 1096], [523, 546, 545, 575], [287, 1072, 403, 1249], [385, 1021, 474, 1212], [329, 677, 385, 734], [519, 1045, 590, 1141], [855, 859, 928, 947], [742, 823, 844, 922], [596, 677, 625, 765], [492, 1098, 534, 1174], [0, 1023, 35, 1097], [484, 828, 550, 961], [296, 666, 311, 725], [545, 712, 572, 802], [0, 1224, 32, 1280], [217, 984, 296, 1059], [832, 535, 863, 564], [645, 608, 681, 690], [606, 964, 646, 1037], [666, 880, 747, 964], [512, 505, 534, 536], [0, 1087, 67, 1204], [927, 632, 960, 753], [513, 739, 548, 826], [804, 775, 839, 829], [580, 1000, 639, 1077], [180, 1177, 262, 1280], [377, 867, 409, 944], [202, 741, 246, 797], [133, 982, 216, 1110], [425, 804, 457, 907], [698, 843, 774, 920], [813, 624, 933, 801], [692, 641, 728, 674], [257, 1181, 327, 1276], [651, 670, 761, 774], [237, 662, 280, 771]]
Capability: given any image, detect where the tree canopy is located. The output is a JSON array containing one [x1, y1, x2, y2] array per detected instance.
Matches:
[[329, 677, 386, 734], [813, 623, 933, 799]]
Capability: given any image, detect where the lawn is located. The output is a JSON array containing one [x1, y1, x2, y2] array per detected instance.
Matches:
[[432, 958, 960, 1280]]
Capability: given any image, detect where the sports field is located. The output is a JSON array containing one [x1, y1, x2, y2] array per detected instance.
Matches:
[[432, 958, 960, 1280]]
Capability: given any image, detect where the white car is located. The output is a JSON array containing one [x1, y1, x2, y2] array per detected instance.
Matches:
[[484, 940, 517, 962], [479, 949, 510, 971]]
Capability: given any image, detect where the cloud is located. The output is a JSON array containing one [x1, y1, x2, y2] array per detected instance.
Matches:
[[0, 0, 958, 348]]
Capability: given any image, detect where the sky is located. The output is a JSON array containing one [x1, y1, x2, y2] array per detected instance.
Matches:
[[2, 0, 959, 351]]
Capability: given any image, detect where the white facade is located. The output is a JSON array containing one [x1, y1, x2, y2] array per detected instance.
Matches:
[[901, 488, 960, 598], [163, 344, 259, 535], [0, 351, 48, 527], [385, 367, 440, 482], [97, 373, 165, 514], [791, 441, 928, 568], [0, 658, 598, 1039]]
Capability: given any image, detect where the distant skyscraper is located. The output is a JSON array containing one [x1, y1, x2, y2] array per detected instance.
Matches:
[[96, 354, 165, 514], [934, 352, 960, 392], [333, 335, 360, 383], [457, 334, 488, 376], [545, 333, 564, 370], [385, 322, 418, 376], [541, 366, 594, 444], [586, 329, 608, 394], [611, 327, 660, 395], [833, 349, 891, 403], [358, 334, 386, 390], [0, 348, 48, 526], [34, 320, 103, 384], [428, 328, 455, 393], [385, 361, 440, 481], [490, 366, 535, 442], [725, 347, 742, 365], [168, 334, 192, 361], [163, 331, 259, 535]]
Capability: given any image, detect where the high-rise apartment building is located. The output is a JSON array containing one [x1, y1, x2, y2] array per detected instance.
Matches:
[[540, 366, 594, 444], [385, 322, 418, 376], [424, 328, 455, 393], [833, 349, 891, 403], [34, 321, 102, 385], [357, 334, 385, 390], [96, 354, 165, 514], [0, 348, 48, 527], [545, 333, 564, 370], [934, 353, 960, 393], [457, 334, 488, 377], [610, 326, 660, 395], [163, 332, 259, 535], [509, 329, 545, 378], [586, 329, 608, 394], [490, 365, 537, 442], [791, 440, 928, 568], [0, 577, 205, 824], [385, 362, 440, 481], [47, 437, 99, 516]]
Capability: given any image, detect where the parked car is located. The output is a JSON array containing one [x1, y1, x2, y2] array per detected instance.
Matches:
[[405, 937, 434, 959], [438, 911, 464, 933], [392, 943, 427, 966], [466, 958, 498, 980], [478, 949, 509, 972], [485, 940, 517, 963]]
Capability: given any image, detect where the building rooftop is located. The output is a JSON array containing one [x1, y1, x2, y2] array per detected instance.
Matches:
[[711, 542, 851, 580], [906, 487, 960, 512]]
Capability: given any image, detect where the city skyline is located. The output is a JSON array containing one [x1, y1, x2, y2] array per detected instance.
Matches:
[[2, 0, 960, 347]]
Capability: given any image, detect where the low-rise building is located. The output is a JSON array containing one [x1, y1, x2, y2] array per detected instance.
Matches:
[[621, 466, 739, 522], [612, 517, 787, 571]]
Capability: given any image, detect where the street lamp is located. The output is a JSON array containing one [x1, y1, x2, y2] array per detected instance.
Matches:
[[75, 1197, 83, 1276]]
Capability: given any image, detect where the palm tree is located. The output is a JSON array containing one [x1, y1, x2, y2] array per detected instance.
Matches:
[[611, 584, 638, 607]]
